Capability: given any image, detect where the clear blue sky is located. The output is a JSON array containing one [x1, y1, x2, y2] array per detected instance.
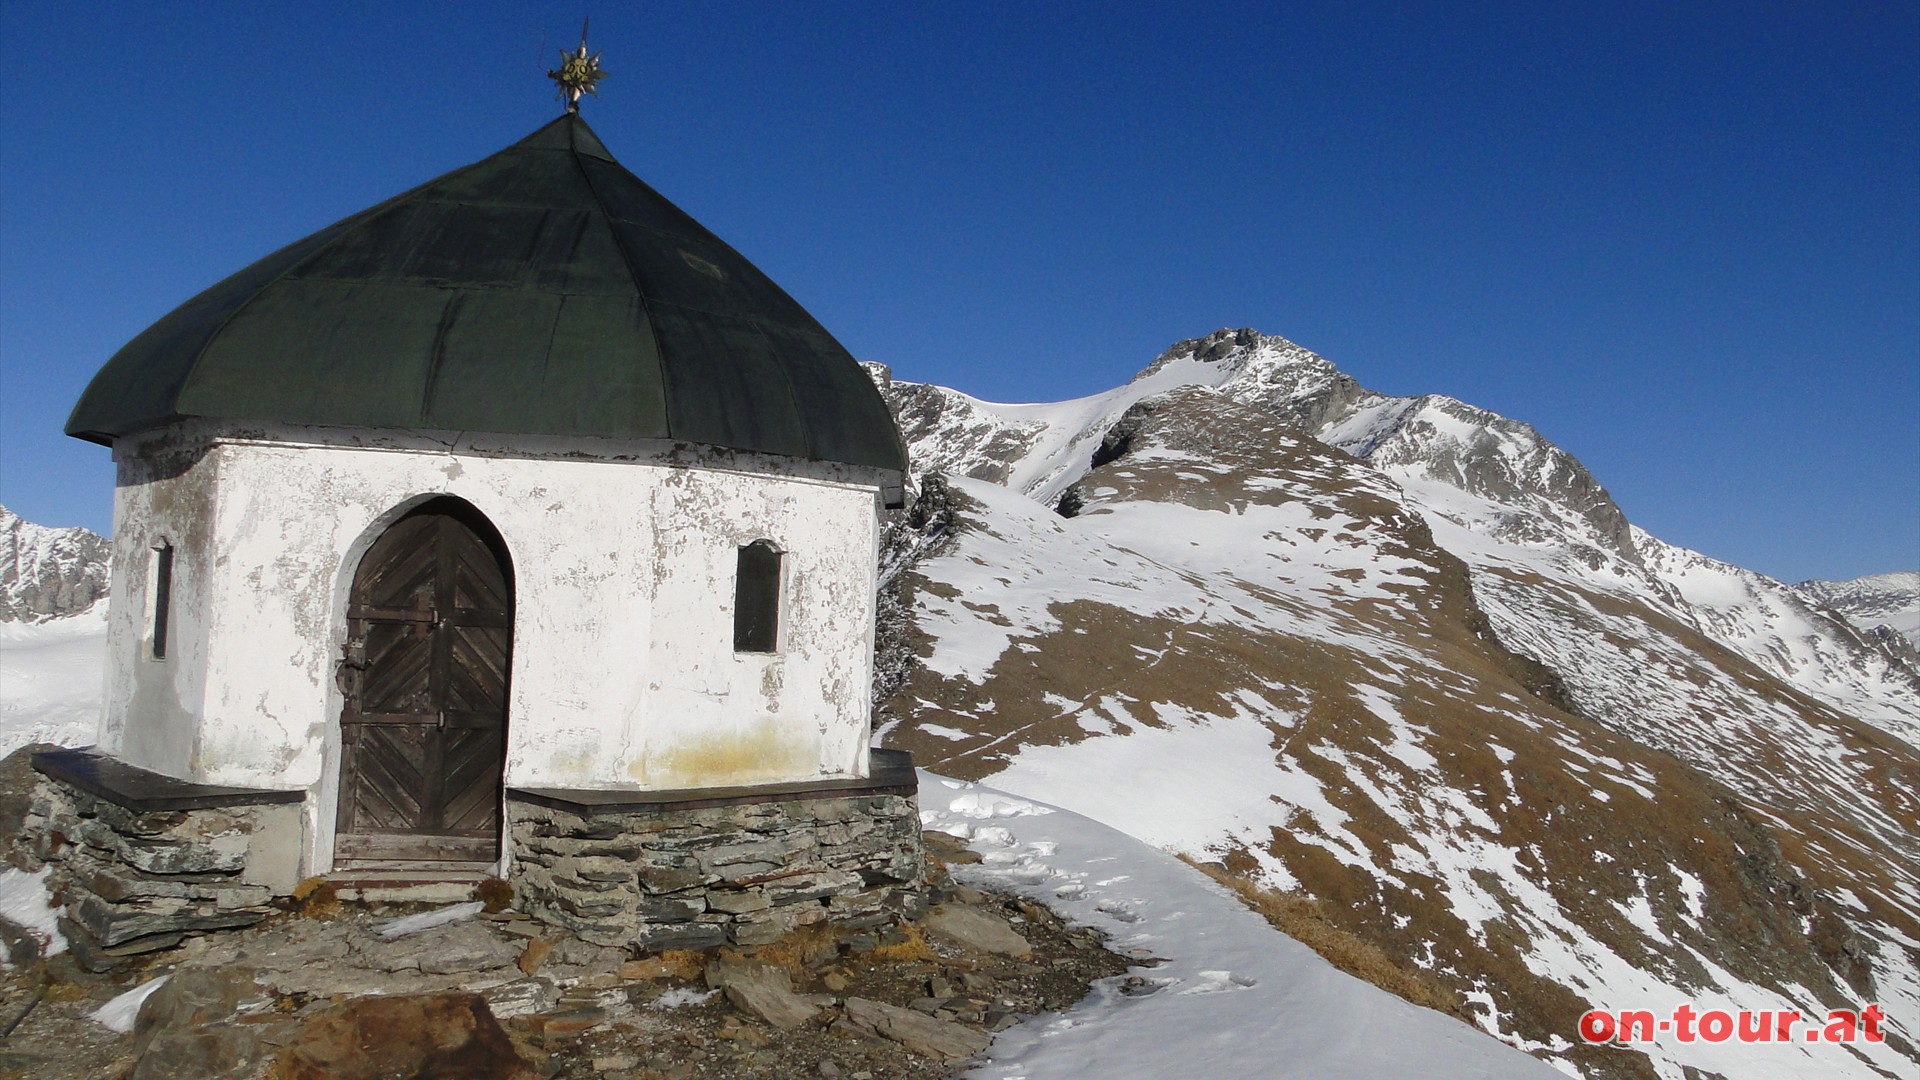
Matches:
[[2, 2, 1914, 583]]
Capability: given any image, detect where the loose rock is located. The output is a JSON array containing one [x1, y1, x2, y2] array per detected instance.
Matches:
[[129, 965, 259, 1053], [705, 956, 821, 1031], [840, 996, 991, 1061], [271, 992, 539, 1080], [921, 904, 1032, 959], [120, 965, 277, 1080], [517, 937, 552, 975], [361, 919, 522, 975], [127, 1022, 271, 1080]]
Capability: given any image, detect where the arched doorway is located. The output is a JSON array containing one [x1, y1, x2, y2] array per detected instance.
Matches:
[[334, 498, 513, 867]]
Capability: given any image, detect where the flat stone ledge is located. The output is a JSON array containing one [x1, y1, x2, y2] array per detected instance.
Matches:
[[509, 749, 916, 816], [31, 747, 306, 812]]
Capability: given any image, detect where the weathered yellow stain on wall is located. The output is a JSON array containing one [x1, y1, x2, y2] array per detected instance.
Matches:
[[629, 714, 819, 788]]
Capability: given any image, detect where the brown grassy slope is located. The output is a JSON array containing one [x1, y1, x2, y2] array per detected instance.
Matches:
[[1464, 565, 1920, 1004], [879, 388, 1918, 1078]]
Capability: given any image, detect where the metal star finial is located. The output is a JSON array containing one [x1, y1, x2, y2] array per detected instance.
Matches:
[[548, 18, 608, 114]]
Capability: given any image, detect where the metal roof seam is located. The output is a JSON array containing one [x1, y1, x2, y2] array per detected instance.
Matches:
[[534, 291, 568, 399], [418, 291, 468, 427], [166, 150, 508, 435], [565, 118, 678, 441]]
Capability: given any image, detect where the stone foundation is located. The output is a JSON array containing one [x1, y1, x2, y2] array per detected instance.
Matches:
[[24, 748, 305, 970], [14, 747, 926, 965], [507, 753, 926, 951]]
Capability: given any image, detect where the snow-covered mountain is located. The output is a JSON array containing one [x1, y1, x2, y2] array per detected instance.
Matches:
[[1798, 572, 1920, 657], [871, 330, 1920, 1079], [0, 505, 109, 623]]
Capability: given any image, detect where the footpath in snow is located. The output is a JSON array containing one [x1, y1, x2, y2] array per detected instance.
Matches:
[[919, 772, 1559, 1080]]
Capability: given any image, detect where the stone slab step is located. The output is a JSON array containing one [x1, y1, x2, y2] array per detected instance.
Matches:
[[326, 869, 493, 905]]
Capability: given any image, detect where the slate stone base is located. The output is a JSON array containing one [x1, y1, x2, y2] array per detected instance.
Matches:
[[24, 748, 304, 970], [507, 754, 927, 951], [14, 747, 927, 965]]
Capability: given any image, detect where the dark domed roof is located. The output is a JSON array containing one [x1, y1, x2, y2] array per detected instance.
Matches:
[[66, 114, 906, 481]]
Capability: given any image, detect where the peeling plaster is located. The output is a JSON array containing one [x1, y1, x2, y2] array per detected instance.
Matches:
[[93, 422, 883, 853]]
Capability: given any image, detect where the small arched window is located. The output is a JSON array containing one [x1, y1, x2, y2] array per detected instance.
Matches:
[[734, 541, 783, 653], [149, 542, 174, 660]]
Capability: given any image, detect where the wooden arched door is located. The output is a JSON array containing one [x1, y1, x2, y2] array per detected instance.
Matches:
[[335, 499, 513, 866]]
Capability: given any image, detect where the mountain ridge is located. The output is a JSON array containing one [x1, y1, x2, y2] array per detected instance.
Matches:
[[0, 506, 108, 624], [870, 328, 1920, 1079], [1797, 572, 1920, 659]]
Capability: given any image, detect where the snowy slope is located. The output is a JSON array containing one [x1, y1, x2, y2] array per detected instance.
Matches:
[[885, 462, 1918, 1078], [927, 775, 1904, 1080], [922, 775, 1562, 1080], [1635, 533, 1920, 746], [873, 331, 1920, 1079], [0, 606, 105, 756], [866, 349, 1251, 511]]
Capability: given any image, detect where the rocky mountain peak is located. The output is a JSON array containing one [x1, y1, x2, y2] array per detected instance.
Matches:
[[0, 506, 110, 623], [1129, 329, 1642, 571], [1135, 328, 1366, 434], [869, 329, 1920, 1078]]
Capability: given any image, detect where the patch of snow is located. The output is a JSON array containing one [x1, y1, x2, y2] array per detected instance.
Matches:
[[938, 787, 1057, 823], [647, 987, 717, 1009], [375, 901, 485, 939], [981, 702, 1357, 883], [1676, 871, 1707, 922], [0, 866, 66, 960], [1614, 874, 1670, 945], [91, 975, 170, 1033]]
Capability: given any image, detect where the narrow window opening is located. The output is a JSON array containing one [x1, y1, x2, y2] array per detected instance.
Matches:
[[734, 541, 782, 653], [150, 543, 174, 660]]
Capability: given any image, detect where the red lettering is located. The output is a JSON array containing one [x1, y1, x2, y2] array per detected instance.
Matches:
[[1673, 1003, 1698, 1042], [1578, 1010, 1615, 1043], [1862, 1004, 1884, 1043], [1579, 1002, 1882, 1048]]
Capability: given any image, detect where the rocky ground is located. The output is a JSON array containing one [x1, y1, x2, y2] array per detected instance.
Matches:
[[0, 833, 1132, 1080]]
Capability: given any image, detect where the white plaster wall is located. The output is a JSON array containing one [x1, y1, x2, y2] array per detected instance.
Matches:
[[134, 427, 880, 813], [98, 431, 221, 778]]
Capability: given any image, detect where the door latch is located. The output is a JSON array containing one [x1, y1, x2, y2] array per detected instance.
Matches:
[[335, 638, 368, 696]]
